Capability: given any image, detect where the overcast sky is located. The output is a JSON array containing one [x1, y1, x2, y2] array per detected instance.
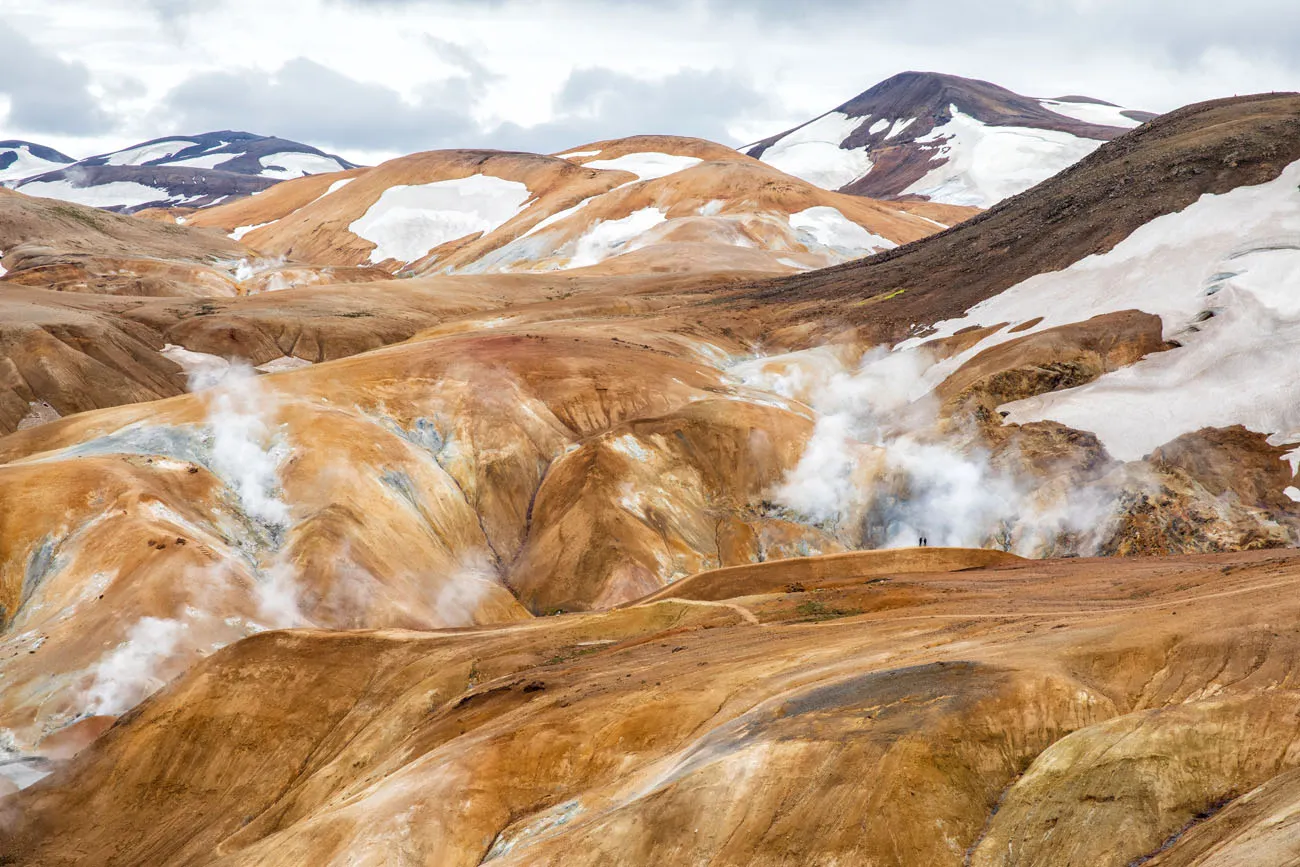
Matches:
[[2, 0, 1298, 164]]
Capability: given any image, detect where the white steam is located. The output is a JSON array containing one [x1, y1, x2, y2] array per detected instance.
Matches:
[[84, 617, 187, 716], [192, 362, 306, 628], [194, 362, 291, 529], [770, 347, 1120, 554], [432, 553, 503, 627], [255, 557, 306, 629]]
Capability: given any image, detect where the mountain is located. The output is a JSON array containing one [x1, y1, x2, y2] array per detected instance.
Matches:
[[746, 71, 1157, 207], [183, 135, 972, 276], [5, 88, 1300, 867], [11, 131, 358, 213], [0, 140, 74, 185]]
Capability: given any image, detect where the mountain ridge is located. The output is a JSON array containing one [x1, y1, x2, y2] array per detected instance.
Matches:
[[746, 70, 1156, 206]]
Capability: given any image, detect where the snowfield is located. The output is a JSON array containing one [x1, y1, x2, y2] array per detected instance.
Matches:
[[104, 140, 195, 166], [163, 153, 235, 170], [568, 207, 667, 268], [1039, 98, 1145, 129], [258, 152, 352, 179], [789, 206, 896, 258], [348, 174, 534, 264], [18, 179, 180, 209], [901, 106, 1104, 207], [581, 152, 703, 182], [897, 158, 1300, 460], [230, 222, 272, 241], [306, 177, 356, 208], [0, 144, 72, 184], [751, 111, 874, 191]]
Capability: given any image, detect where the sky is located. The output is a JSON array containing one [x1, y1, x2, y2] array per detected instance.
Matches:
[[1, 0, 1298, 165]]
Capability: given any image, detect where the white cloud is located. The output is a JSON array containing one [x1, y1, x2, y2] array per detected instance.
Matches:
[[0, 21, 113, 135], [0, 0, 1296, 163]]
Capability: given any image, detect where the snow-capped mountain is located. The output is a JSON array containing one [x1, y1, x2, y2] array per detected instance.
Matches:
[[75, 131, 356, 179], [0, 141, 74, 185], [746, 71, 1156, 208], [12, 131, 358, 213]]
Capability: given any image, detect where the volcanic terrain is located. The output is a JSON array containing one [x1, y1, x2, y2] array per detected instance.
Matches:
[[1, 84, 1300, 867]]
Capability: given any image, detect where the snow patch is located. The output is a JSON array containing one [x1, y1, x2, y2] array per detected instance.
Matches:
[[0, 145, 71, 183], [886, 117, 916, 139], [311, 177, 355, 203], [230, 222, 272, 241], [19, 179, 175, 209], [104, 140, 193, 166], [255, 356, 312, 374], [901, 106, 1102, 207], [556, 149, 601, 160], [567, 207, 666, 268], [788, 206, 896, 258], [900, 159, 1300, 462], [259, 152, 350, 179], [1040, 99, 1145, 129], [608, 434, 653, 462], [582, 152, 703, 182], [162, 153, 233, 170], [348, 174, 533, 264], [754, 111, 873, 190], [868, 119, 890, 135], [521, 197, 597, 239]]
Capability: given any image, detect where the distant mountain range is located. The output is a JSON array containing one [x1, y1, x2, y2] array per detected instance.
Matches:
[[0, 73, 1157, 216], [2, 131, 357, 212], [745, 71, 1157, 207]]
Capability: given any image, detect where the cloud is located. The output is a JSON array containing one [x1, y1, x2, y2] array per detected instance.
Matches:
[[148, 0, 214, 23], [424, 34, 498, 84], [0, 22, 113, 135], [162, 57, 478, 152], [9, 0, 1298, 162], [486, 66, 772, 152], [695, 0, 1300, 70], [160, 56, 768, 157]]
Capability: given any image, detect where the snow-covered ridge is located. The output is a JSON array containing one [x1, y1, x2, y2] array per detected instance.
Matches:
[[9, 131, 359, 212], [900, 106, 1104, 208], [0, 141, 74, 185], [745, 71, 1153, 206], [747, 112, 874, 191], [898, 158, 1300, 460], [81, 132, 357, 180]]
